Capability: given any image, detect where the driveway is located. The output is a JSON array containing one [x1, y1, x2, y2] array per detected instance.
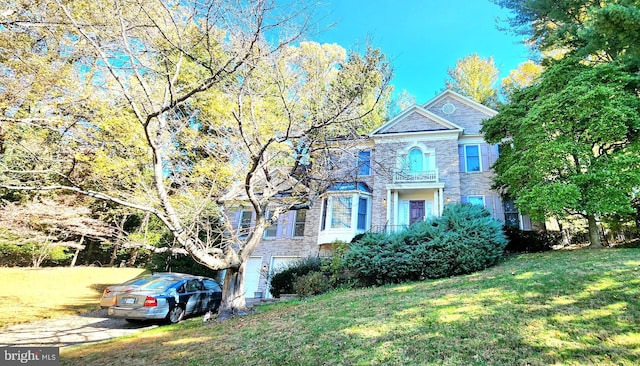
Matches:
[[0, 309, 157, 349]]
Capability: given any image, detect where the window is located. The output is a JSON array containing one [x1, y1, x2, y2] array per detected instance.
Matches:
[[331, 197, 352, 229], [238, 210, 252, 235], [357, 151, 371, 175], [503, 199, 520, 228], [357, 197, 368, 230], [467, 196, 485, 206], [293, 209, 307, 237], [465, 145, 481, 172], [264, 210, 278, 238], [408, 148, 423, 173]]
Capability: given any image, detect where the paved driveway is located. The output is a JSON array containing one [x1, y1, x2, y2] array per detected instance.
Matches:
[[0, 309, 157, 349]]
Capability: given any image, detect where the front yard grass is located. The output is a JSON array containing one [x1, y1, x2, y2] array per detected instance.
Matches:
[[0, 266, 146, 327], [60, 248, 640, 365]]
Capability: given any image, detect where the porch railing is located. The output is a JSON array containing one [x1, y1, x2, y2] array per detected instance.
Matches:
[[393, 169, 438, 183]]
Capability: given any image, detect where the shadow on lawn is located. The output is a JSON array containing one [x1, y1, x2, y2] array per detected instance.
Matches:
[[61, 249, 640, 366]]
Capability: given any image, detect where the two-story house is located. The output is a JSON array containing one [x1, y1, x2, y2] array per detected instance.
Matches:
[[228, 90, 531, 299]]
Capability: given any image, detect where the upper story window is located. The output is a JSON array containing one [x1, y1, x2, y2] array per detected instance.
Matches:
[[464, 145, 481, 172], [263, 210, 278, 238], [357, 151, 371, 176], [238, 210, 252, 236], [293, 209, 307, 237], [408, 148, 423, 173]]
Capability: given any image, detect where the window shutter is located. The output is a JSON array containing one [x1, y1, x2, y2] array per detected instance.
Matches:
[[458, 145, 466, 172], [233, 210, 241, 227], [285, 211, 295, 238], [493, 195, 505, 222], [489, 144, 500, 167], [276, 214, 286, 238], [481, 144, 490, 172], [485, 195, 493, 215], [522, 215, 532, 230]]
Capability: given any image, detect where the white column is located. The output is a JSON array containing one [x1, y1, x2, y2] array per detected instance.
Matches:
[[438, 188, 444, 216], [386, 189, 392, 230], [393, 190, 399, 230], [352, 193, 358, 229]]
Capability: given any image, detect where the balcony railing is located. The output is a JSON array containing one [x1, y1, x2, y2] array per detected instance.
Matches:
[[393, 169, 439, 183]]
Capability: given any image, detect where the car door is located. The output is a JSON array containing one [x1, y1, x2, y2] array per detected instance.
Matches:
[[202, 279, 222, 311], [181, 279, 204, 316]]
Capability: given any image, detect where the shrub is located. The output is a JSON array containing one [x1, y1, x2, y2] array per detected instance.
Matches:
[[269, 257, 322, 298], [0, 242, 71, 267], [0, 243, 31, 266], [293, 272, 331, 298], [321, 240, 352, 287], [343, 203, 507, 286], [504, 227, 562, 253]]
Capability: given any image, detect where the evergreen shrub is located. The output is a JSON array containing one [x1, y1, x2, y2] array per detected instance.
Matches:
[[343, 203, 507, 286]]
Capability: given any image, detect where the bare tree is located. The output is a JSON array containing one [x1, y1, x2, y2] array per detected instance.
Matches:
[[0, 0, 391, 318], [0, 196, 114, 266]]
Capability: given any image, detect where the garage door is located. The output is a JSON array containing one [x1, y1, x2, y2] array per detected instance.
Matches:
[[244, 257, 263, 299], [266, 256, 300, 298]]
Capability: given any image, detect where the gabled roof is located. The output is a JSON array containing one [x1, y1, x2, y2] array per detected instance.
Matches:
[[217, 167, 309, 203], [423, 89, 498, 117], [369, 104, 464, 136]]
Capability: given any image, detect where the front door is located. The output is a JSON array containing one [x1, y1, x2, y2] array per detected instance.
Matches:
[[409, 200, 425, 225]]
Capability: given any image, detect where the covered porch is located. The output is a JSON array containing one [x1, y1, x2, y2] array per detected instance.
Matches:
[[378, 183, 445, 234]]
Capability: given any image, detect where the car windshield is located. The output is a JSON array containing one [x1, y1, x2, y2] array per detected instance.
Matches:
[[136, 278, 179, 292]]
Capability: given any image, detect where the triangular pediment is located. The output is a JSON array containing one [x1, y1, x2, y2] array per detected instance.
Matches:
[[424, 89, 498, 117], [370, 105, 463, 136]]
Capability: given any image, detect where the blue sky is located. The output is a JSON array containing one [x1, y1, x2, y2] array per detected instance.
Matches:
[[313, 0, 532, 103]]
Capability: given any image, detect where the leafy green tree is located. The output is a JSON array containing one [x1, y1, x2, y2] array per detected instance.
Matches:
[[494, 0, 640, 70], [482, 57, 640, 247], [445, 53, 500, 107]]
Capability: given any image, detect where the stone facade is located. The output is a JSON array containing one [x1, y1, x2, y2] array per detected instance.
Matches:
[[232, 90, 527, 298]]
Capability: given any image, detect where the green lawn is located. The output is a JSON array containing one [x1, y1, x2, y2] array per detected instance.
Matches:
[[60, 249, 640, 366], [0, 266, 147, 327]]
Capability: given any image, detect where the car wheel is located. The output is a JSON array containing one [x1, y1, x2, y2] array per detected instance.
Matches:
[[166, 305, 185, 324]]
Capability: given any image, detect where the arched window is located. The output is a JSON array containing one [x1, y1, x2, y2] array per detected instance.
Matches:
[[408, 148, 423, 173]]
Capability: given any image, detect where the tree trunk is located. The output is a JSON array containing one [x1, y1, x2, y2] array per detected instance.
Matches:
[[587, 214, 603, 248], [127, 248, 138, 267], [217, 260, 249, 321], [110, 216, 127, 266], [70, 235, 84, 267]]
